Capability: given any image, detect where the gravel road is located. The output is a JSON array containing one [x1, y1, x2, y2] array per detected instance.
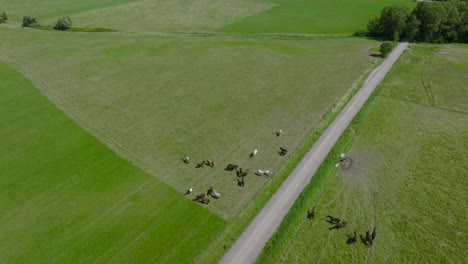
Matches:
[[220, 42, 409, 264]]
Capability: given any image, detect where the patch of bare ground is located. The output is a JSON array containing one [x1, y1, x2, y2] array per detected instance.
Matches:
[[437, 51, 457, 56], [339, 146, 382, 188]]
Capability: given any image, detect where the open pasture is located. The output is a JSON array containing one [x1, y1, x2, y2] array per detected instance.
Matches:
[[1, 0, 413, 34], [0, 27, 381, 219], [219, 0, 415, 34], [0, 60, 226, 263], [257, 45, 468, 263]]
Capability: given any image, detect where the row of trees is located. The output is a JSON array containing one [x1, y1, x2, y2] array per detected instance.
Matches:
[[0, 11, 7, 23], [22, 15, 72, 30], [366, 0, 467, 43]]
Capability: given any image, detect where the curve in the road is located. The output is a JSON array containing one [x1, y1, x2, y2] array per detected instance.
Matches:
[[220, 42, 409, 264]]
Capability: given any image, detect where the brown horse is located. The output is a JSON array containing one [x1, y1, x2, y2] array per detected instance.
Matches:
[[238, 168, 250, 177], [347, 231, 357, 244], [196, 161, 205, 168], [365, 231, 373, 245], [326, 215, 341, 224], [225, 164, 238, 171], [307, 207, 316, 219], [199, 197, 210, 204], [329, 221, 347, 230], [194, 193, 205, 200], [205, 160, 214, 168], [238, 176, 245, 187]]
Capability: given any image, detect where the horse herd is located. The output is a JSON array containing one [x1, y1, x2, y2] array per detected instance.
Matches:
[[182, 129, 287, 205], [307, 206, 377, 246]]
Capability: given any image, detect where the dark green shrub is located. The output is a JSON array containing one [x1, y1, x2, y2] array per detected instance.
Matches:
[[1, 11, 7, 22], [353, 29, 368, 37], [22, 16, 37, 27], [380, 42, 394, 57], [54, 16, 72, 31]]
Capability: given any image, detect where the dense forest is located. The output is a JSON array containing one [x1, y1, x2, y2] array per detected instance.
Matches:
[[366, 0, 467, 43]]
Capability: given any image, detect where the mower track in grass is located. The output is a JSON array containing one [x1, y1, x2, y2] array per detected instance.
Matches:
[[0, 60, 226, 264]]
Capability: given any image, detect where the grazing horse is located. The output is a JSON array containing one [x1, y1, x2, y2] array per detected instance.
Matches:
[[199, 197, 210, 204], [207, 187, 220, 199], [238, 168, 250, 177], [225, 164, 238, 171], [347, 231, 357, 244], [250, 149, 257, 158], [276, 129, 283, 137], [238, 176, 245, 187], [255, 169, 264, 175], [194, 193, 205, 200], [365, 231, 373, 246], [183, 155, 190, 163], [279, 147, 288, 156], [196, 161, 205, 168], [326, 215, 341, 224], [205, 160, 214, 168], [307, 207, 316, 219], [372, 227, 377, 241], [329, 221, 347, 230], [184, 187, 195, 195]]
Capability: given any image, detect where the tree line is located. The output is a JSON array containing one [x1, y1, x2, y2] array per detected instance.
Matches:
[[365, 0, 467, 43]]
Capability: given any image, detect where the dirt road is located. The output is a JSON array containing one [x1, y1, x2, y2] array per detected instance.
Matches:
[[220, 42, 409, 264]]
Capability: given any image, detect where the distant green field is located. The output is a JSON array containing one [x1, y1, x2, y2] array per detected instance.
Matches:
[[257, 45, 468, 263], [218, 0, 415, 34], [0, 60, 226, 263], [0, 27, 381, 219], [1, 0, 414, 34]]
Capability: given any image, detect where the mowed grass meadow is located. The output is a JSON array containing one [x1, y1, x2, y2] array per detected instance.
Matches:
[[257, 45, 468, 263], [0, 27, 381, 220], [0, 0, 414, 33], [0, 61, 226, 263]]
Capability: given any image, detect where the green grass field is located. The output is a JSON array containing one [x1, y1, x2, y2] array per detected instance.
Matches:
[[0, 60, 226, 263], [1, 0, 414, 34], [0, 26, 381, 220], [220, 0, 415, 34], [257, 45, 468, 263]]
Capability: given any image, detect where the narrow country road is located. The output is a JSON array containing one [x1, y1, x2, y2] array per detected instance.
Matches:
[[220, 42, 409, 264]]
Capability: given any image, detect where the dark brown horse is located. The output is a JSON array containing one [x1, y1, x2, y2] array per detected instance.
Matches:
[[365, 231, 373, 245], [329, 221, 347, 230], [225, 164, 238, 171], [326, 215, 341, 224], [347, 231, 357, 244], [205, 160, 214, 168], [194, 193, 205, 200], [238, 168, 250, 177], [238, 176, 245, 187], [307, 207, 316, 219], [196, 161, 205, 168], [279, 147, 288, 156]]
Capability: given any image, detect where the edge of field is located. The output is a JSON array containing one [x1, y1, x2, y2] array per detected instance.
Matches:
[[254, 48, 406, 264], [193, 49, 384, 264]]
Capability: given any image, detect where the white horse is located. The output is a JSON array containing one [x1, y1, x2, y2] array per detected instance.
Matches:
[[183, 155, 190, 163], [212, 191, 220, 199], [250, 149, 258, 158], [277, 129, 283, 137], [185, 186, 195, 195]]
